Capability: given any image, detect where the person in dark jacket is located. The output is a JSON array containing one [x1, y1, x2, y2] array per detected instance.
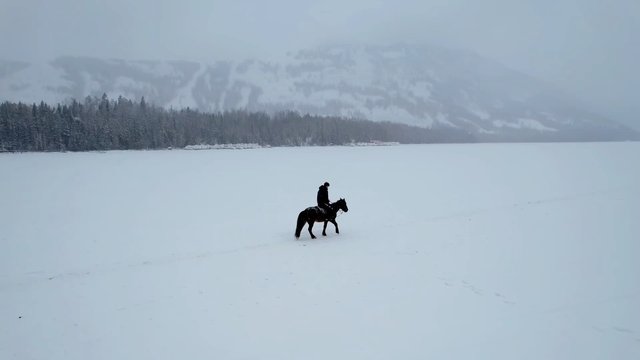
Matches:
[[317, 182, 331, 212]]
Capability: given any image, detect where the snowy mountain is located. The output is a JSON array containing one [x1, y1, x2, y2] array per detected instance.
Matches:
[[1, 44, 636, 141]]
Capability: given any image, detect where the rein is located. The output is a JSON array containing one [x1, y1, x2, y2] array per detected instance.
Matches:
[[325, 200, 346, 218]]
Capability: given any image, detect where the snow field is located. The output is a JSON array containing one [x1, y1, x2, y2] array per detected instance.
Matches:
[[1, 142, 639, 359]]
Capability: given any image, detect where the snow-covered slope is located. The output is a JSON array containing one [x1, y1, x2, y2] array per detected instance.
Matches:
[[0, 44, 636, 141], [1, 143, 639, 359]]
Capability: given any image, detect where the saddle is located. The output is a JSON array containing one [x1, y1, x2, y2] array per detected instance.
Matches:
[[316, 205, 332, 216]]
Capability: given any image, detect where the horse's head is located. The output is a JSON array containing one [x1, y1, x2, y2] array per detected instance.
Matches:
[[336, 198, 348, 213]]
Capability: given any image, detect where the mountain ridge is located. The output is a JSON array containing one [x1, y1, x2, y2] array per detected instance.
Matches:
[[1, 44, 636, 141]]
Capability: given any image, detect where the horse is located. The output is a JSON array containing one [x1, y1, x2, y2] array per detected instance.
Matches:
[[295, 198, 349, 239]]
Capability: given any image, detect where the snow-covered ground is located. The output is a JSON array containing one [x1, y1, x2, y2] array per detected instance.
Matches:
[[1, 142, 639, 359]]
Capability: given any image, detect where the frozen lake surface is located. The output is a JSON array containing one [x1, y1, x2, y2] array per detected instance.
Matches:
[[1, 142, 639, 359]]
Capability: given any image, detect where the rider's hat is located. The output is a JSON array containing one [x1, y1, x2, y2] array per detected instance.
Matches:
[[324, 182, 330, 187]]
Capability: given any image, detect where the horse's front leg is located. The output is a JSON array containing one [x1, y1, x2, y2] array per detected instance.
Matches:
[[330, 219, 339, 234], [307, 221, 317, 239], [322, 221, 328, 236]]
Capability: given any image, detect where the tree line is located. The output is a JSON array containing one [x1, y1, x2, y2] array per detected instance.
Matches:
[[0, 95, 473, 152]]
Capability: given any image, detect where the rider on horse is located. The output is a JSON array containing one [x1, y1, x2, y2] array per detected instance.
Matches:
[[296, 188, 349, 239], [317, 182, 331, 213]]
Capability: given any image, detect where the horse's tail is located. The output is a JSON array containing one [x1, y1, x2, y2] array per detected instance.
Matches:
[[295, 211, 306, 238]]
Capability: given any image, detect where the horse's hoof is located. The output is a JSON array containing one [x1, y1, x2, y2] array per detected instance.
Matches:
[[322, 233, 326, 236]]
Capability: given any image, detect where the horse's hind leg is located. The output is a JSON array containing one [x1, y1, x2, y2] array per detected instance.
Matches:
[[322, 221, 328, 236], [330, 219, 339, 234], [307, 221, 317, 239]]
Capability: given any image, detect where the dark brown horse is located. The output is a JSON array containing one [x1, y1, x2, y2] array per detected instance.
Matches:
[[295, 198, 349, 239]]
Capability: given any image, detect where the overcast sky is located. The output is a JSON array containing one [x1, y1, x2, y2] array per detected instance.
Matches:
[[1, 0, 638, 128]]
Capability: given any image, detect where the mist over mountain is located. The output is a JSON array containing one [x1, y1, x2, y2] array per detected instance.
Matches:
[[1, 44, 636, 142]]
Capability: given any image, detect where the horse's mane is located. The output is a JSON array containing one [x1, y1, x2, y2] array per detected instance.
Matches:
[[330, 198, 345, 211]]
